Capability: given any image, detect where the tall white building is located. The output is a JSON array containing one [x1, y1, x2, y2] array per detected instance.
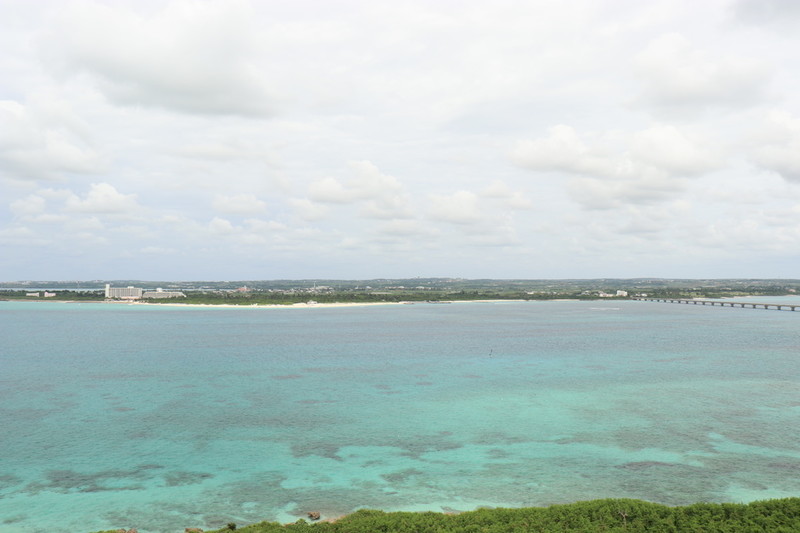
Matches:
[[105, 284, 143, 299]]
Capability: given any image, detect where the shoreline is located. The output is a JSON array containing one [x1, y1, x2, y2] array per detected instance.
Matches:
[[124, 300, 407, 309], [115, 299, 536, 309], [2, 299, 546, 309]]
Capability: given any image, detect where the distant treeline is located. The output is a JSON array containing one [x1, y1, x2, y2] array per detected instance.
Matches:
[[175, 290, 597, 305], [4, 277, 800, 294], [0, 288, 608, 304], [92, 498, 800, 533], [2, 280, 799, 305], [0, 290, 103, 301]]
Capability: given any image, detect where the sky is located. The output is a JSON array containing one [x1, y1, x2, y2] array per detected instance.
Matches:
[[2, 0, 800, 281]]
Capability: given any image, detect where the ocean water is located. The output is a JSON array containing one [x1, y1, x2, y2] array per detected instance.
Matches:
[[1, 299, 799, 533]]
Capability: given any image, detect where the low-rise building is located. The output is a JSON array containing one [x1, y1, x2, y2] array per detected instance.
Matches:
[[142, 288, 186, 299]]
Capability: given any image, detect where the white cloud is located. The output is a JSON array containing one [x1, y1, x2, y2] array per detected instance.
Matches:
[[10, 194, 46, 217], [567, 173, 684, 211], [308, 177, 355, 204], [511, 125, 600, 175], [506, 192, 533, 210], [0, 99, 100, 180], [360, 194, 414, 220], [209, 216, 236, 235], [429, 190, 481, 224], [309, 161, 404, 203], [750, 111, 800, 182], [347, 160, 403, 196], [212, 193, 267, 215], [754, 145, 800, 182], [307, 160, 413, 219], [43, 0, 276, 117], [513, 124, 722, 209], [289, 198, 329, 221], [245, 218, 287, 233], [600, 204, 685, 237], [733, 0, 800, 30], [467, 225, 520, 247], [634, 32, 768, 109], [0, 225, 38, 243], [480, 180, 533, 209], [19, 213, 69, 225], [693, 215, 800, 252], [514, 124, 721, 180], [69, 216, 104, 231], [481, 180, 512, 198], [2, 0, 800, 278], [630, 124, 721, 176], [64, 183, 141, 214], [141, 246, 177, 255], [375, 219, 433, 237]]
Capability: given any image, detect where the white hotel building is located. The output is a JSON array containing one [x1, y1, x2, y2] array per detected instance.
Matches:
[[104, 285, 186, 300], [105, 284, 143, 299]]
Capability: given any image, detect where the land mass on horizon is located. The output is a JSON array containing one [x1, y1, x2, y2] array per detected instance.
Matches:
[[2, 278, 798, 306]]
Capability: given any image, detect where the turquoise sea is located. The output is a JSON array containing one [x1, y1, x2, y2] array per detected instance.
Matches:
[[1, 299, 800, 533]]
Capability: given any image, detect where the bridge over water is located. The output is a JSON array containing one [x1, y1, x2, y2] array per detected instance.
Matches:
[[635, 297, 798, 311]]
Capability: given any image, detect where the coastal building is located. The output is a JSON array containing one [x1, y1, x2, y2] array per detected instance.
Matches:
[[104, 284, 185, 300], [598, 290, 629, 298], [26, 292, 39, 297], [142, 288, 186, 299], [105, 284, 143, 300]]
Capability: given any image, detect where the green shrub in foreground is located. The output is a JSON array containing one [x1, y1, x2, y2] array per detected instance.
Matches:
[[197, 498, 800, 533]]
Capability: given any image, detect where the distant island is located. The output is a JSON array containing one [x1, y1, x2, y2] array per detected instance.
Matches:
[[2, 278, 799, 306]]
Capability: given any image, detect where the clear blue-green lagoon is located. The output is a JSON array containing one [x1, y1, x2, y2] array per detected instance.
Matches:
[[1, 299, 799, 532]]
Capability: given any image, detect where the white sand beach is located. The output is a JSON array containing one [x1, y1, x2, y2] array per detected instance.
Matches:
[[117, 300, 407, 309]]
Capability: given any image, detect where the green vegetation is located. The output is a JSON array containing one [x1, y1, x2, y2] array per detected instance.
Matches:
[[209, 498, 800, 532], [2, 278, 799, 305], [90, 498, 800, 533], [0, 289, 104, 301]]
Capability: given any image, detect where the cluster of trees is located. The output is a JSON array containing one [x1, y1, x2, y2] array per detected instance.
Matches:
[[0, 290, 102, 301], [175, 290, 571, 306], [133, 498, 800, 533]]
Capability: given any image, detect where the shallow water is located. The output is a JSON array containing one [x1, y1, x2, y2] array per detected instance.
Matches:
[[1, 299, 799, 532]]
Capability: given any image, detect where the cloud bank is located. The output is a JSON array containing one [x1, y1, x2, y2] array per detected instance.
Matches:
[[1, 0, 799, 279]]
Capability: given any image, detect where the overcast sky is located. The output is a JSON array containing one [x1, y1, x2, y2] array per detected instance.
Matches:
[[2, 0, 800, 281]]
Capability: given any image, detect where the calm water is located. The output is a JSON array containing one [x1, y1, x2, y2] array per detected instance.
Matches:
[[1, 299, 799, 533]]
